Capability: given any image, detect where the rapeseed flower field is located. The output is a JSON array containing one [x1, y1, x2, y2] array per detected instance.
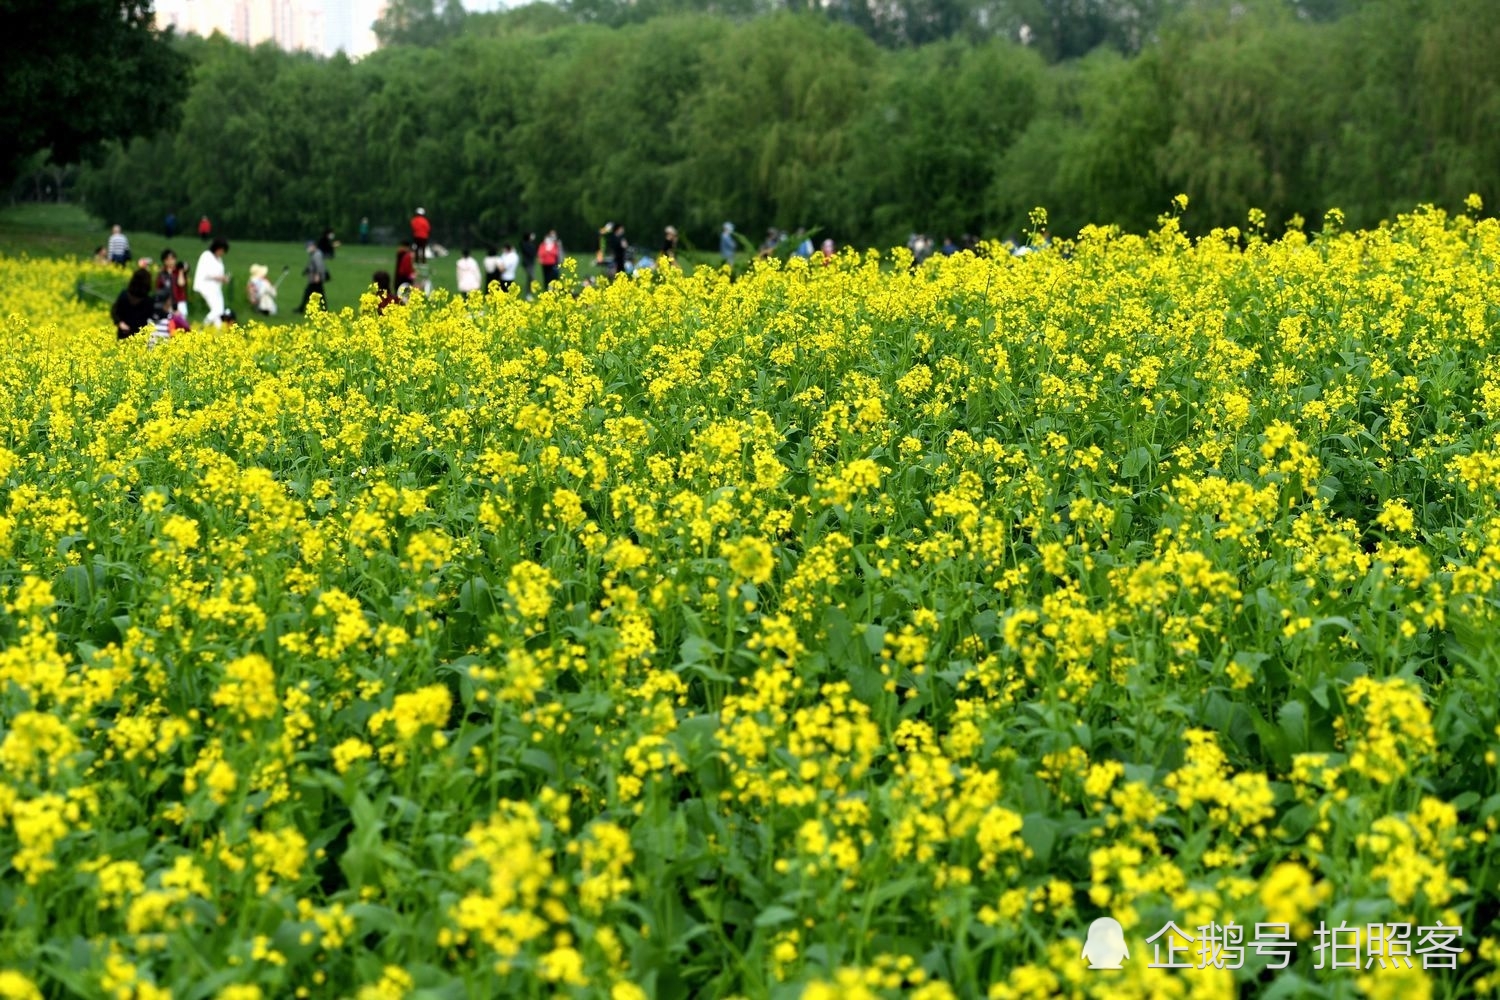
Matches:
[[2, 203, 1500, 999]]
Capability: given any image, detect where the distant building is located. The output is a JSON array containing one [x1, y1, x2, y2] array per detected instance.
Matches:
[[154, 0, 338, 55], [154, 0, 480, 58]]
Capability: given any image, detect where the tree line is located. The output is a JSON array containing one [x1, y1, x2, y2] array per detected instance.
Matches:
[[3, 0, 188, 197], [77, 0, 1500, 250]]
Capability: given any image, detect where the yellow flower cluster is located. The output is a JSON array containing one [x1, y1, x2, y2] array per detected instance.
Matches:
[[1, 202, 1499, 996]]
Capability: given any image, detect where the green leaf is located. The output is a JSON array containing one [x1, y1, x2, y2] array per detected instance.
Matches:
[[1121, 445, 1153, 478], [753, 905, 798, 928], [1021, 813, 1058, 865], [1277, 701, 1308, 753]]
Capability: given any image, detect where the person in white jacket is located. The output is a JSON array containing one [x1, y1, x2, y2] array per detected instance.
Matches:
[[495, 243, 520, 292], [194, 239, 230, 325], [455, 248, 482, 296]]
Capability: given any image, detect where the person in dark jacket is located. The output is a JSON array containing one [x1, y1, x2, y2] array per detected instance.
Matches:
[[317, 227, 339, 260], [610, 224, 629, 278], [154, 250, 179, 310], [519, 232, 538, 296], [298, 240, 329, 314], [371, 271, 401, 314], [112, 267, 160, 340]]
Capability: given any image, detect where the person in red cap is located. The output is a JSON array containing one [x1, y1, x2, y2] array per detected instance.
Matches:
[[410, 208, 431, 263]]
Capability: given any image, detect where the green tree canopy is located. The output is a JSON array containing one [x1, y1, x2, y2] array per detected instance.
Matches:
[[1, 0, 187, 188], [76, 0, 1500, 248], [373, 0, 469, 47]]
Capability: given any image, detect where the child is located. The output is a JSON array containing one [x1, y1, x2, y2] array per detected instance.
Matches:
[[247, 264, 278, 315], [149, 312, 190, 347]]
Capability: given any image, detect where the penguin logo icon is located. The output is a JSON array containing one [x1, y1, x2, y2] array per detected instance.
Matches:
[[1082, 917, 1130, 969]]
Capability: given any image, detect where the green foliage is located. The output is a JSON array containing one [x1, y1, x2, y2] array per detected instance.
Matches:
[[373, 0, 468, 47], [849, 40, 1048, 238], [676, 16, 877, 233], [75, 0, 1500, 247], [0, 0, 188, 188], [1151, 0, 1328, 226]]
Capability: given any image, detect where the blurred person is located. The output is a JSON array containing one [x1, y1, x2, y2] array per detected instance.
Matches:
[[395, 241, 417, 293], [92, 245, 110, 265], [197, 215, 212, 242], [318, 227, 340, 260], [757, 227, 779, 260], [170, 258, 190, 319], [820, 238, 835, 264], [455, 248, 483, 295], [537, 230, 563, 290], [596, 221, 612, 270], [112, 266, 159, 340], [410, 208, 431, 262], [106, 225, 130, 265], [498, 243, 520, 292], [247, 263, 278, 316], [609, 224, 629, 279], [359, 217, 370, 244], [372, 270, 400, 313], [298, 239, 328, 313], [792, 228, 813, 259], [482, 246, 503, 287], [519, 232, 538, 295], [164, 210, 177, 239], [154, 249, 178, 310], [720, 222, 736, 268], [661, 225, 679, 263], [194, 239, 230, 326], [147, 311, 178, 347], [909, 233, 933, 264]]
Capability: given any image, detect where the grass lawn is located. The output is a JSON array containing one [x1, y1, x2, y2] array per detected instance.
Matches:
[[0, 202, 103, 258], [2, 203, 735, 327]]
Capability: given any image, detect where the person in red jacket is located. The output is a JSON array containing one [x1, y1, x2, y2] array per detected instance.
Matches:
[[395, 241, 417, 295], [410, 208, 431, 263], [536, 230, 563, 291], [197, 215, 212, 242]]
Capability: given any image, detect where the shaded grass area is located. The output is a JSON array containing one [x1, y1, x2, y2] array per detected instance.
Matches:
[[2, 203, 733, 327], [0, 202, 103, 258]]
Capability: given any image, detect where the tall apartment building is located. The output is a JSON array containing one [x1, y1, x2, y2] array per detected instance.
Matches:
[[153, 0, 330, 55]]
